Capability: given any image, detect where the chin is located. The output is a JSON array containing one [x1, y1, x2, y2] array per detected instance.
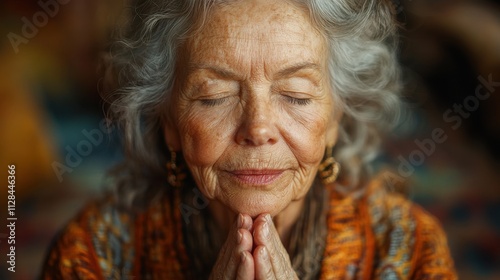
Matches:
[[224, 192, 289, 218]]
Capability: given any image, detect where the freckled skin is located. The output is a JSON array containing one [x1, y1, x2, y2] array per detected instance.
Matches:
[[164, 0, 338, 228]]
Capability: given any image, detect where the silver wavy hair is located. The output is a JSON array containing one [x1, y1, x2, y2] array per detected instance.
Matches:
[[103, 0, 402, 207]]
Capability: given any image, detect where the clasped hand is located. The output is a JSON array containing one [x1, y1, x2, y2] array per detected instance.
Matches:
[[209, 213, 298, 280]]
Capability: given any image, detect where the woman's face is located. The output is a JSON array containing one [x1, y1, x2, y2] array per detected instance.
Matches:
[[165, 0, 338, 217]]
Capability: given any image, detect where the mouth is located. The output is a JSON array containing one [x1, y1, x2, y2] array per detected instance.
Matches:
[[228, 169, 285, 185]]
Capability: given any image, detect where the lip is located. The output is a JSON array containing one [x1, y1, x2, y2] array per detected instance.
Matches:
[[228, 169, 285, 185]]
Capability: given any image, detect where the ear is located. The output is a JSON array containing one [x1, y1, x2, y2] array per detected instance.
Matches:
[[163, 112, 181, 152]]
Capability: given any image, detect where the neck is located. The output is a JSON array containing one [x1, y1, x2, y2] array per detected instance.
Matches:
[[208, 198, 307, 248]]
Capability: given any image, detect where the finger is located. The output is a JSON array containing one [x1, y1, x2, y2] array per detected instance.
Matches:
[[237, 214, 253, 253], [236, 251, 254, 280], [211, 214, 247, 279], [224, 215, 255, 277], [211, 234, 237, 279], [239, 228, 253, 252], [254, 246, 275, 280], [253, 214, 287, 261], [253, 214, 294, 279], [240, 213, 253, 231], [252, 214, 268, 247]]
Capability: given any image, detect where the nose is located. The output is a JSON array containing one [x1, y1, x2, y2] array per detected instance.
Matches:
[[235, 97, 278, 146]]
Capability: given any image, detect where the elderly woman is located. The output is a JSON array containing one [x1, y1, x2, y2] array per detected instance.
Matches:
[[43, 0, 457, 279]]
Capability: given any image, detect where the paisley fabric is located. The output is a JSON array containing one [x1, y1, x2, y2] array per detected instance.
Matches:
[[42, 174, 457, 279]]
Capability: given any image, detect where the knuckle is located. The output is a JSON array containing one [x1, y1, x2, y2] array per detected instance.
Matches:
[[264, 266, 274, 279]]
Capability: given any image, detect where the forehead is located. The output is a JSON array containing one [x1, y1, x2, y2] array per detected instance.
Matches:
[[184, 0, 327, 73]]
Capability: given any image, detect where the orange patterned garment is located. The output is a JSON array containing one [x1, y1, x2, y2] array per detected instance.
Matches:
[[42, 175, 457, 279]]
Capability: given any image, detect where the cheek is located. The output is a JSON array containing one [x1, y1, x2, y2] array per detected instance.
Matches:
[[282, 108, 331, 166], [177, 104, 236, 167]]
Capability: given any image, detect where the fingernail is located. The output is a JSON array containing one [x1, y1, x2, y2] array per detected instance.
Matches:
[[237, 214, 243, 228], [261, 247, 268, 260], [241, 252, 246, 263], [265, 214, 272, 222], [262, 221, 269, 238], [237, 230, 243, 244]]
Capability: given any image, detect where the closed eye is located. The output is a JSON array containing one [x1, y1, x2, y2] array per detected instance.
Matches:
[[199, 97, 227, 107], [284, 95, 312, 106]]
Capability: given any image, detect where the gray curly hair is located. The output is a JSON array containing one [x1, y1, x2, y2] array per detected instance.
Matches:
[[103, 0, 402, 208]]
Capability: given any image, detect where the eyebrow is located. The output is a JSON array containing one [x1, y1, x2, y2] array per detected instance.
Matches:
[[275, 62, 321, 79], [187, 63, 241, 80], [187, 62, 321, 80]]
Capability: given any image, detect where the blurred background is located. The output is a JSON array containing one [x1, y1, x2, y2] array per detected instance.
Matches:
[[0, 0, 499, 279]]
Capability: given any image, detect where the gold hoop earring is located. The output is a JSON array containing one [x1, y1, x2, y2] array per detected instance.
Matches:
[[166, 150, 186, 188], [318, 147, 340, 185]]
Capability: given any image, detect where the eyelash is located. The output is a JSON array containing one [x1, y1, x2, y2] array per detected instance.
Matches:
[[200, 98, 227, 107], [285, 96, 312, 106], [200, 96, 311, 106]]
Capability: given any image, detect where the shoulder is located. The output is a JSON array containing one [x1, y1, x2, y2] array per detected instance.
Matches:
[[365, 172, 457, 279], [41, 196, 135, 279], [410, 204, 458, 279]]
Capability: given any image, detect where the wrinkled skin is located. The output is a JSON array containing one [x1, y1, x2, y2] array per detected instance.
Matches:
[[164, 0, 339, 278]]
